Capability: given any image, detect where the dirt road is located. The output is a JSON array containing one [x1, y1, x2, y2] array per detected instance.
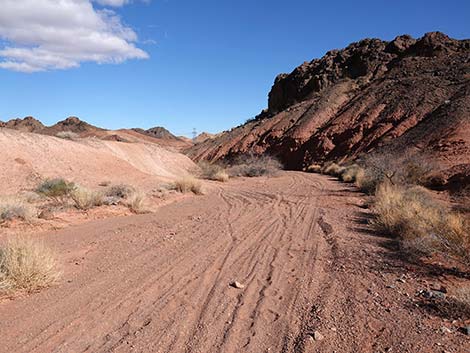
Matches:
[[0, 172, 467, 352]]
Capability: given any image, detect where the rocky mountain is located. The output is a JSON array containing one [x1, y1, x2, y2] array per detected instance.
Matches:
[[133, 126, 180, 140], [0, 116, 45, 133], [46, 116, 104, 136], [187, 32, 470, 181]]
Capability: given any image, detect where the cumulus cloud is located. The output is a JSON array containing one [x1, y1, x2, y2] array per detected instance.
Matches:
[[94, 0, 131, 6], [0, 0, 149, 72]]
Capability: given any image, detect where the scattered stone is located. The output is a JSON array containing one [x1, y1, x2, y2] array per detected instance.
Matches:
[[38, 209, 54, 220], [418, 289, 446, 299], [230, 281, 245, 289], [439, 326, 452, 334], [313, 331, 324, 341], [459, 326, 470, 336]]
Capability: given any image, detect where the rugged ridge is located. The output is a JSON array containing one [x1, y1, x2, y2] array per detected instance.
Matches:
[[187, 32, 470, 180]]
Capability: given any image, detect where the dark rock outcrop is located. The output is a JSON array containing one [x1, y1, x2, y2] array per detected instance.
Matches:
[[187, 32, 470, 180]]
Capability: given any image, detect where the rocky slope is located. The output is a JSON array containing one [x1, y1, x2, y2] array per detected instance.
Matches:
[[187, 32, 470, 180]]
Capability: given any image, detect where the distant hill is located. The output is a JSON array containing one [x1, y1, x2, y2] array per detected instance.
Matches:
[[0, 117, 193, 151]]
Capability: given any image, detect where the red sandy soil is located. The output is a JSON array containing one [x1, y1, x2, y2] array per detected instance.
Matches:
[[0, 172, 468, 352], [0, 128, 196, 195]]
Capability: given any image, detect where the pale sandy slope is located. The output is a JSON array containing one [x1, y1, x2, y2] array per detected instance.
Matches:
[[0, 172, 467, 352], [0, 128, 196, 195]]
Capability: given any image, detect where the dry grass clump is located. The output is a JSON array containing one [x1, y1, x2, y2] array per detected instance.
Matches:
[[70, 186, 104, 210], [227, 155, 282, 177], [126, 191, 147, 214], [56, 131, 78, 140], [0, 237, 60, 294], [173, 177, 204, 195], [339, 164, 364, 183], [357, 151, 435, 194], [323, 162, 345, 176], [0, 200, 36, 222], [372, 183, 470, 264], [105, 184, 135, 199], [198, 161, 230, 182], [306, 164, 322, 173], [36, 178, 76, 202]]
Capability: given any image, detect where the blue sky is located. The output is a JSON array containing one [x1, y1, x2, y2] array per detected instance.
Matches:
[[0, 0, 469, 136]]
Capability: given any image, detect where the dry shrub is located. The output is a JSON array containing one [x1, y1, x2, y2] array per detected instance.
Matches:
[[126, 191, 147, 214], [36, 178, 75, 202], [198, 161, 229, 182], [306, 164, 322, 173], [105, 184, 135, 199], [339, 164, 364, 183], [0, 237, 60, 293], [56, 131, 78, 140], [227, 155, 282, 177], [173, 177, 203, 195], [70, 186, 104, 210], [0, 200, 36, 222], [323, 162, 345, 176], [358, 151, 435, 194], [454, 285, 470, 309], [373, 183, 470, 263]]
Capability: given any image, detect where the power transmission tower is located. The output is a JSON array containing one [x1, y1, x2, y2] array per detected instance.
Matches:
[[192, 128, 197, 140]]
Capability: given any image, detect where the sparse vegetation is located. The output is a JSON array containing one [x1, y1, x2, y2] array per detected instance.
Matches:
[[372, 182, 470, 264], [0, 237, 60, 294], [356, 151, 435, 194], [56, 131, 78, 140], [70, 186, 104, 210], [0, 200, 36, 222], [322, 162, 345, 177], [227, 155, 282, 177], [126, 191, 147, 214], [36, 178, 76, 202], [173, 177, 204, 194], [306, 164, 322, 173], [105, 184, 135, 199], [198, 161, 229, 182]]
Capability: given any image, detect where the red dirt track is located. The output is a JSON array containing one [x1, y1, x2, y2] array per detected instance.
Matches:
[[0, 172, 468, 352]]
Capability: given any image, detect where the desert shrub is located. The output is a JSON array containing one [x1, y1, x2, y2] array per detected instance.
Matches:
[[70, 186, 104, 210], [372, 183, 470, 264], [323, 162, 345, 176], [358, 151, 435, 193], [0, 200, 36, 222], [227, 155, 282, 177], [56, 131, 78, 140], [0, 237, 60, 293], [105, 184, 135, 199], [126, 191, 147, 214], [339, 164, 364, 183], [198, 161, 229, 182], [306, 164, 322, 173], [36, 178, 75, 202], [173, 177, 204, 195]]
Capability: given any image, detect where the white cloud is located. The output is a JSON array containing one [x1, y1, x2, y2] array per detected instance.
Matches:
[[94, 0, 131, 6], [0, 0, 149, 73]]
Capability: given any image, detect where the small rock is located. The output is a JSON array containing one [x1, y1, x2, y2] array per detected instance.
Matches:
[[396, 278, 406, 283], [230, 281, 245, 289], [440, 326, 452, 334], [313, 331, 324, 341], [38, 209, 54, 220], [459, 326, 470, 335]]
